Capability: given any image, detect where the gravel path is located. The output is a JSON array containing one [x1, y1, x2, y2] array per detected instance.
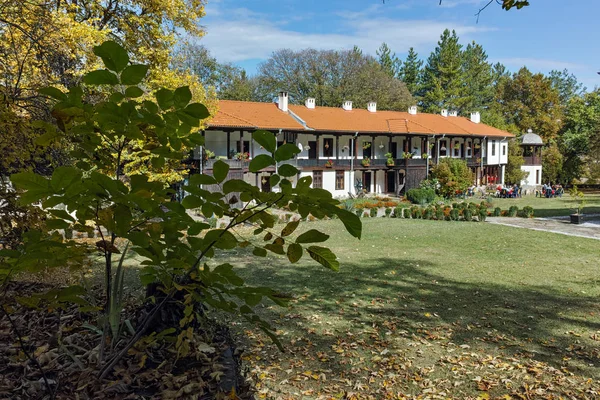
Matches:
[[487, 214, 600, 240]]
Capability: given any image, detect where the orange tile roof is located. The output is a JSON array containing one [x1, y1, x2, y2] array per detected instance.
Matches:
[[209, 100, 514, 138], [208, 100, 304, 131], [289, 105, 513, 138]]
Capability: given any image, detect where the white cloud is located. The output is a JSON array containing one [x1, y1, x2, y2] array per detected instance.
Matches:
[[199, 10, 495, 63]]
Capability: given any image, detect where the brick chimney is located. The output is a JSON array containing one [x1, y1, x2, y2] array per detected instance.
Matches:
[[470, 111, 481, 123], [367, 101, 377, 112], [342, 100, 352, 111], [305, 97, 316, 109], [408, 105, 417, 115]]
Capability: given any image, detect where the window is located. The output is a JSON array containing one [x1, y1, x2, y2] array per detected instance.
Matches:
[[502, 145, 506, 156], [236, 140, 250, 154], [313, 170, 322, 188], [362, 141, 372, 158], [492, 140, 496, 156], [335, 170, 344, 190], [323, 138, 334, 158], [466, 141, 471, 157], [536, 169, 540, 184], [440, 140, 448, 157], [454, 141, 460, 157]]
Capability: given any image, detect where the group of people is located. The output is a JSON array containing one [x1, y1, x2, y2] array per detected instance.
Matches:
[[537, 183, 564, 198], [495, 184, 521, 198]]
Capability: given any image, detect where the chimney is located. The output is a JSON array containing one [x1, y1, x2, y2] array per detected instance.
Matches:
[[342, 100, 352, 111], [305, 97, 316, 109], [278, 91, 288, 112], [440, 109, 448, 117], [367, 101, 377, 113], [470, 111, 481, 124], [448, 110, 458, 117], [408, 105, 417, 115]]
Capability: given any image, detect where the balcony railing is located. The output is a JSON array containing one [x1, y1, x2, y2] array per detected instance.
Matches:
[[204, 159, 245, 169], [523, 155, 541, 165]]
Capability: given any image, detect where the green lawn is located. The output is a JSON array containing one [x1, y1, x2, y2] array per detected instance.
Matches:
[[225, 218, 600, 399], [489, 193, 600, 217]]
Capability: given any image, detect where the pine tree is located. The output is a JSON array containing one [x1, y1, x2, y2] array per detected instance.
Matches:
[[420, 29, 464, 113], [461, 41, 494, 112], [376, 42, 401, 78], [399, 47, 423, 98]]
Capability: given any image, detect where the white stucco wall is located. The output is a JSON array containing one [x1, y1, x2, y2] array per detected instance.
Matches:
[[486, 138, 508, 165], [520, 165, 540, 187]]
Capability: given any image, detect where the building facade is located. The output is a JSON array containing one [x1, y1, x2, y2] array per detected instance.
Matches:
[[194, 93, 514, 197]]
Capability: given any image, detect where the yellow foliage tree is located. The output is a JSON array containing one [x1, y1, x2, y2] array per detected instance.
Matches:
[[0, 0, 216, 183]]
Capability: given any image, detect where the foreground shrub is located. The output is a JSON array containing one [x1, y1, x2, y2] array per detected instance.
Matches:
[[407, 188, 436, 204], [463, 208, 473, 221], [370, 207, 378, 218], [450, 208, 459, 221], [1, 41, 363, 388], [493, 207, 502, 217], [478, 208, 487, 222], [522, 206, 534, 218], [385, 207, 392, 217], [508, 205, 519, 217]]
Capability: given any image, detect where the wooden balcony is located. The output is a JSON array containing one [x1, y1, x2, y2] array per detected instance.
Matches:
[[204, 159, 245, 170], [523, 155, 541, 165]]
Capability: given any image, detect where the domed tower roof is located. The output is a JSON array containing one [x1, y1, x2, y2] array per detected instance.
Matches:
[[520, 129, 543, 146]]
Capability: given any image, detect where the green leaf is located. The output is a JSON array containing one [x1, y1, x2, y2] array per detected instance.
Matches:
[[275, 143, 301, 161], [307, 246, 339, 271], [155, 88, 174, 110], [213, 160, 229, 183], [173, 86, 192, 109], [39, 87, 67, 101], [93, 41, 129, 72], [109, 92, 125, 102], [51, 167, 82, 192], [204, 229, 237, 250], [287, 243, 303, 263], [328, 206, 362, 240], [278, 164, 298, 177], [296, 229, 330, 244], [281, 220, 299, 237], [269, 174, 280, 187], [253, 247, 267, 257], [264, 243, 285, 255], [182, 195, 203, 209], [189, 174, 217, 186], [184, 103, 210, 119], [249, 155, 275, 173], [46, 219, 70, 230], [244, 294, 262, 306], [120, 64, 149, 85], [10, 172, 49, 191], [125, 86, 144, 98], [48, 209, 76, 222], [223, 179, 251, 194], [253, 130, 276, 153], [83, 70, 119, 85]]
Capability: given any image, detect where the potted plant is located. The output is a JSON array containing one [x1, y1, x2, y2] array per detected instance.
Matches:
[[203, 149, 215, 160], [421, 153, 429, 159], [362, 142, 371, 150], [361, 157, 371, 167], [569, 185, 586, 224], [402, 151, 413, 159], [235, 152, 250, 161], [325, 159, 334, 168], [384, 152, 395, 166]]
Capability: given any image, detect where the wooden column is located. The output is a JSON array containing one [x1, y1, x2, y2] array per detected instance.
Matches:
[[226, 131, 231, 159], [371, 135, 376, 158], [354, 136, 358, 160], [388, 135, 392, 154], [335, 135, 340, 160], [315, 134, 320, 160]]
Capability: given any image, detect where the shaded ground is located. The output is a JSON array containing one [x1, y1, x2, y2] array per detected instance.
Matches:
[[220, 219, 600, 399]]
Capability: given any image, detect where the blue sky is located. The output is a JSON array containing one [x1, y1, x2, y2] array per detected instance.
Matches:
[[199, 0, 599, 89]]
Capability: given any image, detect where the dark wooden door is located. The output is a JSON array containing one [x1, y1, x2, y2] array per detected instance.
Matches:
[[386, 171, 396, 194], [308, 141, 317, 159], [390, 142, 398, 159], [363, 172, 372, 193]]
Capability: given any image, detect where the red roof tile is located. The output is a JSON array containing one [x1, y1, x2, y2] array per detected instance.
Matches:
[[208, 100, 304, 130], [209, 100, 514, 138]]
